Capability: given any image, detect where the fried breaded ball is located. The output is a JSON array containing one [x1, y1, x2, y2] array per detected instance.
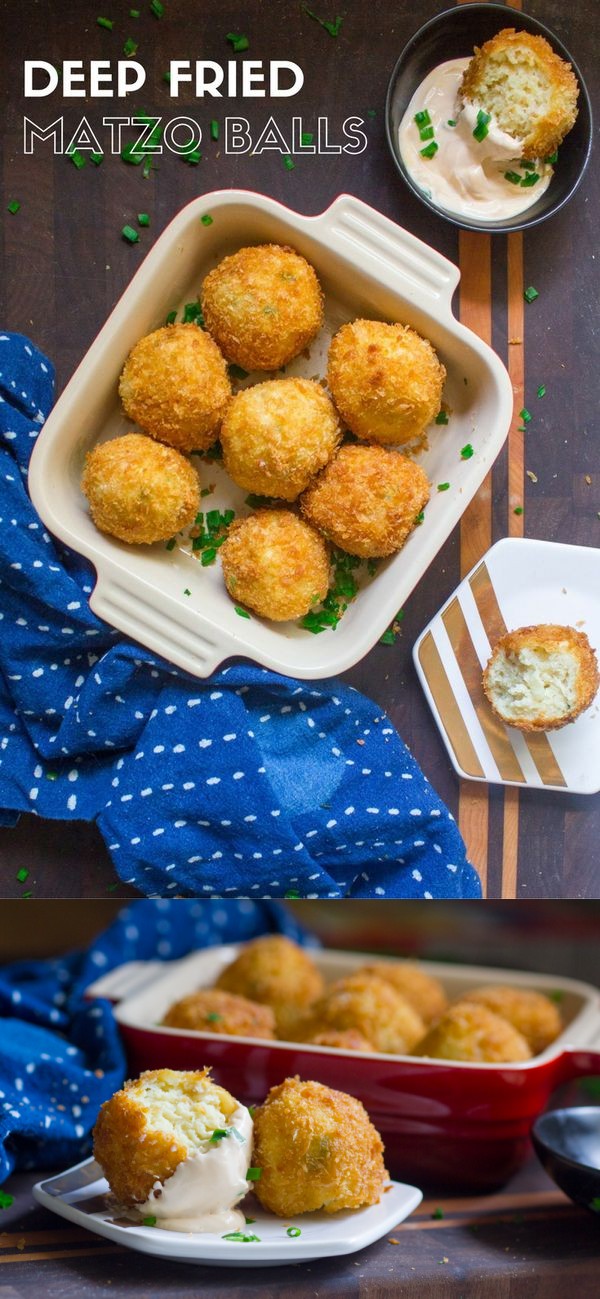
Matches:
[[162, 989, 276, 1040], [252, 1077, 388, 1216], [201, 244, 324, 371], [301, 443, 430, 559], [220, 509, 330, 622], [460, 28, 579, 161], [93, 1068, 239, 1206], [221, 378, 341, 501], [303, 1028, 374, 1052], [358, 961, 448, 1026], [415, 1002, 532, 1063], [483, 624, 599, 732], [81, 433, 200, 545], [308, 973, 425, 1054], [119, 323, 231, 452], [215, 936, 325, 1038], [327, 319, 445, 446], [460, 986, 562, 1056]]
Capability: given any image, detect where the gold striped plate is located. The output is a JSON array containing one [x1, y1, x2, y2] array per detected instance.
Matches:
[[413, 538, 600, 794]]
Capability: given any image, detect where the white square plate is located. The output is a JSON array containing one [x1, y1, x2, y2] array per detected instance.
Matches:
[[28, 188, 512, 679], [33, 1158, 422, 1267], [413, 537, 600, 794]]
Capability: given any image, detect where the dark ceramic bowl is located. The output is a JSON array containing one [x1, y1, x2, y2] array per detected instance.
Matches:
[[532, 1107, 600, 1215], [385, 3, 592, 233]]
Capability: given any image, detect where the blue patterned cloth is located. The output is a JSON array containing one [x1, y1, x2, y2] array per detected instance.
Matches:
[[0, 332, 481, 898], [0, 900, 311, 1182]]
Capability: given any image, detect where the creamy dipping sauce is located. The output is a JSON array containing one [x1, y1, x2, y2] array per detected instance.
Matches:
[[398, 58, 553, 221], [138, 1104, 253, 1234]]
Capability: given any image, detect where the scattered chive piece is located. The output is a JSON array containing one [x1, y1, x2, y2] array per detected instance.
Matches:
[[245, 1217, 256, 1225], [301, 131, 314, 146], [21, 892, 33, 899], [123, 37, 138, 57], [545, 150, 558, 164], [420, 141, 438, 159], [435, 410, 449, 425], [447, 118, 457, 127], [590, 1198, 600, 1213], [367, 109, 377, 118], [130, 7, 141, 15], [246, 1167, 262, 1181], [504, 170, 522, 185], [520, 158, 536, 171], [303, 7, 344, 37], [122, 224, 139, 243], [106, 883, 119, 892], [16, 868, 29, 883], [472, 109, 491, 142], [150, 0, 165, 16], [229, 364, 249, 380], [222, 1231, 261, 1242], [121, 141, 145, 165], [537, 384, 546, 398], [284, 889, 301, 899], [200, 487, 213, 498], [142, 1215, 156, 1226], [137, 212, 150, 226], [524, 285, 539, 303], [142, 157, 154, 179], [163, 71, 171, 83], [210, 1129, 229, 1142], [414, 510, 425, 524], [520, 172, 540, 188], [432, 1208, 444, 1220], [283, 154, 295, 170], [379, 629, 396, 645], [287, 1227, 302, 1237], [7, 201, 20, 215], [437, 482, 450, 492], [165, 537, 176, 551], [210, 120, 219, 141], [414, 109, 431, 128], [201, 213, 213, 226], [182, 301, 204, 325], [69, 151, 86, 170], [226, 32, 249, 52], [97, 16, 114, 30], [45, 771, 59, 781], [206, 1011, 222, 1022], [0, 1192, 14, 1209], [184, 150, 202, 165], [513, 505, 523, 515], [165, 310, 177, 325], [519, 408, 532, 424], [90, 152, 103, 165], [183, 587, 191, 596], [549, 990, 564, 1004], [248, 1105, 256, 1118], [460, 443, 474, 459], [419, 125, 435, 142], [235, 606, 251, 619]]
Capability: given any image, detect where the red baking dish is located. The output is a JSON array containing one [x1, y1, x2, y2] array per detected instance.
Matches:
[[86, 947, 600, 1193]]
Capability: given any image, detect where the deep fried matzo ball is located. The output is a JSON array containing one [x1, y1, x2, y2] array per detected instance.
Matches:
[[358, 961, 448, 1026], [301, 443, 430, 559], [308, 973, 425, 1054], [81, 433, 200, 544], [93, 1068, 239, 1206], [483, 624, 599, 732], [327, 319, 445, 446], [215, 935, 325, 1038], [221, 378, 341, 501], [220, 509, 330, 622], [460, 28, 579, 162], [302, 1028, 374, 1052], [415, 1002, 532, 1063], [252, 1077, 388, 1216], [201, 244, 324, 371], [119, 323, 231, 452], [162, 989, 276, 1040], [460, 986, 562, 1056]]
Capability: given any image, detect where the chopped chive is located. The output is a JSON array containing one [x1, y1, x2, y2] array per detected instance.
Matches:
[[287, 1227, 302, 1237], [420, 141, 438, 159], [130, 7, 141, 15], [447, 118, 457, 127], [210, 120, 219, 141], [432, 1207, 444, 1220], [200, 487, 213, 498], [90, 152, 103, 166], [165, 537, 176, 551], [520, 172, 540, 188], [210, 1129, 229, 1142], [414, 109, 431, 128], [16, 867, 29, 883], [301, 132, 314, 146], [7, 200, 20, 214], [150, 0, 165, 16], [45, 771, 59, 781], [235, 606, 251, 619], [165, 310, 177, 325], [504, 170, 522, 185], [200, 548, 217, 566], [419, 125, 435, 142], [437, 482, 450, 492], [284, 889, 301, 899], [414, 510, 425, 524], [303, 7, 344, 36], [520, 158, 537, 171], [123, 37, 138, 57], [367, 109, 377, 118], [283, 154, 295, 170], [537, 384, 546, 398], [230, 1128, 246, 1143], [163, 71, 171, 83], [379, 629, 396, 645], [0, 1192, 14, 1209], [229, 364, 249, 380], [142, 1215, 156, 1226], [182, 150, 202, 165], [524, 285, 539, 303], [519, 408, 532, 424], [137, 212, 150, 226], [435, 410, 449, 425], [182, 301, 204, 325], [21, 891, 33, 900], [245, 1217, 256, 1224], [226, 32, 249, 52], [472, 109, 491, 142], [460, 443, 474, 459], [549, 990, 564, 1004], [142, 157, 154, 179], [545, 150, 558, 164], [183, 587, 191, 596], [201, 213, 213, 226], [121, 224, 139, 243], [121, 141, 145, 165], [513, 505, 523, 515], [222, 1231, 261, 1242], [97, 16, 114, 30], [69, 150, 86, 170], [246, 1167, 261, 1181]]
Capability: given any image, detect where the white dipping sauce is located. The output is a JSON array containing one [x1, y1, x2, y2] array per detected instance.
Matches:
[[398, 58, 553, 221], [138, 1104, 253, 1234]]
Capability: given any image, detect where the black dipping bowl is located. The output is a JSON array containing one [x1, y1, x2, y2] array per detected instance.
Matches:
[[532, 1107, 600, 1216], [385, 2, 592, 233]]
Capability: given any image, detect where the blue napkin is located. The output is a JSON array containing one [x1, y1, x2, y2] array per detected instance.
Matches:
[[0, 899, 312, 1182], [0, 332, 481, 898]]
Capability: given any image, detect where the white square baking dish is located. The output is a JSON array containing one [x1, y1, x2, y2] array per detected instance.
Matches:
[[28, 190, 513, 680]]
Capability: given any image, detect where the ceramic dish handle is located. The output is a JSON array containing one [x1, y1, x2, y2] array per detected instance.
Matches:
[[318, 194, 461, 315], [557, 1031, 600, 1084], [84, 960, 168, 1004]]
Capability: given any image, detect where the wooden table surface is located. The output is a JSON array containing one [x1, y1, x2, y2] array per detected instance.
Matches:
[[1, 1157, 598, 1298], [1, 0, 599, 898]]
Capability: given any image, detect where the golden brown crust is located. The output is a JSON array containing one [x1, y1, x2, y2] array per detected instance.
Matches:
[[201, 244, 324, 371], [301, 443, 430, 559], [327, 319, 445, 446], [215, 936, 325, 1036], [358, 961, 448, 1026], [482, 623, 599, 732], [460, 986, 562, 1056], [301, 1028, 375, 1052], [415, 1002, 532, 1063], [162, 989, 276, 1039], [119, 323, 231, 452], [81, 433, 200, 544], [306, 972, 425, 1054], [252, 1077, 388, 1216], [221, 378, 341, 501], [460, 28, 579, 160], [220, 509, 330, 622]]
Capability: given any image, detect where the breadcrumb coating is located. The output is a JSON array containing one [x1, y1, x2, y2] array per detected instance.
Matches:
[[215, 935, 325, 1038], [307, 972, 425, 1054], [162, 989, 276, 1040], [461, 28, 578, 161], [415, 1002, 532, 1063], [201, 244, 324, 371], [327, 319, 445, 446], [483, 624, 599, 732], [301, 443, 430, 558], [460, 985, 562, 1056], [221, 378, 341, 501], [358, 961, 448, 1026], [81, 433, 200, 544], [301, 1028, 375, 1052], [252, 1077, 388, 1216], [93, 1068, 238, 1206], [220, 509, 330, 622], [119, 323, 231, 452]]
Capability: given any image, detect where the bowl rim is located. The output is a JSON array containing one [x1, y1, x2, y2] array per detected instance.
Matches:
[[532, 1105, 600, 1176], [384, 1, 593, 234]]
